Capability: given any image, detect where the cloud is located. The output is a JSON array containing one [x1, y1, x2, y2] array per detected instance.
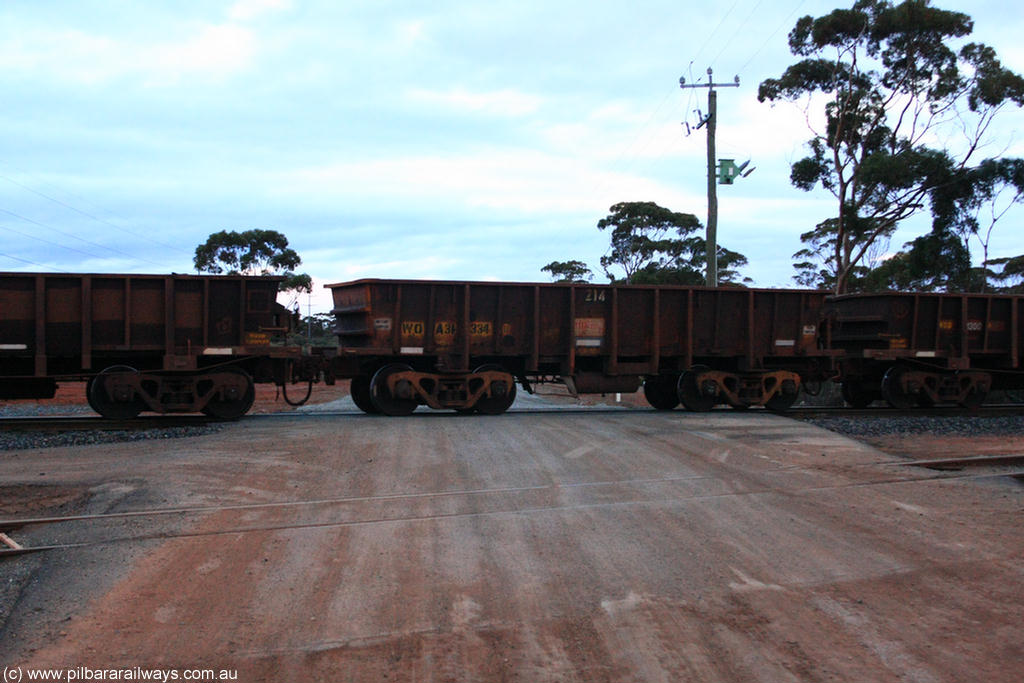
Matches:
[[717, 95, 826, 162], [229, 0, 293, 22], [145, 24, 256, 85], [2, 0, 1022, 299], [539, 98, 695, 165], [282, 147, 699, 216], [0, 28, 118, 85], [395, 19, 428, 46], [405, 86, 542, 117], [0, 21, 258, 87]]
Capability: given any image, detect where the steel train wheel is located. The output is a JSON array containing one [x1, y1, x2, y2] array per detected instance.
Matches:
[[85, 376, 101, 415], [201, 367, 256, 420], [349, 374, 379, 414], [88, 365, 145, 419], [959, 385, 987, 409], [473, 364, 517, 415], [765, 391, 798, 412], [643, 375, 680, 410], [840, 379, 875, 408], [370, 363, 418, 416], [473, 366, 520, 413], [677, 367, 716, 412], [880, 366, 917, 410]]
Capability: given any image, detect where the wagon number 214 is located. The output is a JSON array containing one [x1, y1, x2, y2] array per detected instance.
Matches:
[[584, 289, 607, 302]]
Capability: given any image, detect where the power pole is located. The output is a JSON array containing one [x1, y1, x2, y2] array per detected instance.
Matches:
[[680, 68, 739, 287]]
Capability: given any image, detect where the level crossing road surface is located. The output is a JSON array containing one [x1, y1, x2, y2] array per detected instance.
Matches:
[[1, 407, 1021, 682]]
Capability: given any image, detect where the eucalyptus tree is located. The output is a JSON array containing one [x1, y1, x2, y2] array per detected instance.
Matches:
[[541, 260, 594, 283], [194, 229, 312, 293], [759, 0, 1024, 293], [597, 201, 748, 285]]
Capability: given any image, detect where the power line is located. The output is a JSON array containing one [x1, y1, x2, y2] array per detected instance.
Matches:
[[0, 251, 70, 272], [582, 84, 680, 211], [0, 208, 166, 268], [9, 167, 147, 231], [737, 0, 809, 74], [613, 89, 677, 165], [710, 0, 768, 68], [0, 173, 191, 255], [686, 0, 743, 71], [0, 222, 114, 263]]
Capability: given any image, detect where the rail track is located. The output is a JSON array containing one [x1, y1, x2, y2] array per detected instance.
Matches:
[[786, 403, 1024, 419], [2, 402, 1024, 432], [0, 414, 224, 432], [0, 408, 624, 431], [3, 452, 1022, 559]]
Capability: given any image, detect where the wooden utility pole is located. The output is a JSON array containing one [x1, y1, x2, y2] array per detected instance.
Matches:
[[680, 68, 739, 287]]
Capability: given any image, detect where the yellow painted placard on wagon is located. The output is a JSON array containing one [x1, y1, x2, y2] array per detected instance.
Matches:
[[434, 321, 456, 346], [244, 332, 270, 346], [469, 321, 492, 337], [401, 321, 425, 341]]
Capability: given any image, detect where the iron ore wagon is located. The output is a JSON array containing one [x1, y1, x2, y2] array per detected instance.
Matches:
[[0, 272, 318, 419], [328, 278, 835, 415], [827, 291, 1024, 408]]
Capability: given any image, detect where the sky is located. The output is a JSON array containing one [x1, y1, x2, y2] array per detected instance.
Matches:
[[2, 0, 1023, 314]]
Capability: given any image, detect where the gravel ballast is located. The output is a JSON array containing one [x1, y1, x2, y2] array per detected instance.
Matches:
[[803, 414, 1024, 438], [0, 425, 225, 451], [1, 401, 226, 451]]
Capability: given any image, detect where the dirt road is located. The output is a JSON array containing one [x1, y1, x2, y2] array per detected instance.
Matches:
[[1, 409, 1021, 681]]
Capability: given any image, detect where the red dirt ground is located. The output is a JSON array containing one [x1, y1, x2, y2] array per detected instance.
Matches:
[[1, 409, 1021, 681]]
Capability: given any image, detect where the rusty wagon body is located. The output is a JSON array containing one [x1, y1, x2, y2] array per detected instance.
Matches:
[[327, 278, 835, 415], [827, 291, 1024, 408], [0, 272, 316, 418]]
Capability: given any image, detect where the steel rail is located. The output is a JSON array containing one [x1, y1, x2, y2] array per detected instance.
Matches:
[[3, 465, 1021, 559], [897, 453, 1024, 470], [0, 415, 225, 432], [4, 404, 1023, 431]]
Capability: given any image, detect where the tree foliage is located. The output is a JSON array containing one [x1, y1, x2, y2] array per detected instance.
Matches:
[[539, 201, 749, 286], [988, 255, 1024, 292], [194, 229, 312, 293], [759, 0, 1024, 294], [596, 201, 748, 285], [288, 312, 336, 345], [930, 158, 1024, 290], [794, 157, 1024, 293], [860, 230, 975, 291], [542, 260, 594, 283]]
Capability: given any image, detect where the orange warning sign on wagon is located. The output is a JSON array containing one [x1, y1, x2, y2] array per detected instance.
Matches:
[[575, 317, 605, 347]]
